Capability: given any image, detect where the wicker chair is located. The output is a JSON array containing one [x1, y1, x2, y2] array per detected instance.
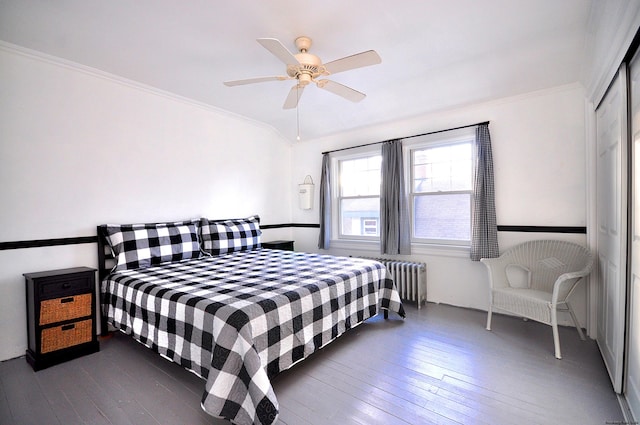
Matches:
[[481, 240, 595, 359]]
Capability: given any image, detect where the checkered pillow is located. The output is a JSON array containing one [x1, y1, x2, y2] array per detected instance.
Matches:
[[105, 221, 201, 272], [200, 215, 262, 255]]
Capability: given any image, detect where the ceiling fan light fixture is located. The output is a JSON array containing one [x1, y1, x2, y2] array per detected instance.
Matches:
[[298, 73, 312, 86], [223, 35, 382, 135]]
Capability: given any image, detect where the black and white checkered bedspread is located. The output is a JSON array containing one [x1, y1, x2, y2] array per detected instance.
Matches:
[[102, 248, 405, 425]]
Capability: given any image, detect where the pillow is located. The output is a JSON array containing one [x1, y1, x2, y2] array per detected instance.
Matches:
[[200, 215, 262, 255], [105, 221, 201, 272]]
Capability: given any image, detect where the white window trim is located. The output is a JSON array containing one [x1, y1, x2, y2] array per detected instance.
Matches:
[[328, 127, 476, 258], [403, 127, 476, 247], [329, 237, 471, 258], [331, 146, 382, 242]]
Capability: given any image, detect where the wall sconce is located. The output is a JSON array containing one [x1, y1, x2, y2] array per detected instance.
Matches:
[[298, 175, 314, 210]]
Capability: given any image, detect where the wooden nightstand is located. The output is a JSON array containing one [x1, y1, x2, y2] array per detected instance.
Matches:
[[24, 267, 100, 370], [262, 240, 295, 251]]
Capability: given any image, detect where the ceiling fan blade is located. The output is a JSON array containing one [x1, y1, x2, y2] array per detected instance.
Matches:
[[317, 80, 366, 102], [223, 76, 289, 86], [257, 38, 300, 65], [324, 50, 382, 75], [283, 84, 305, 109]]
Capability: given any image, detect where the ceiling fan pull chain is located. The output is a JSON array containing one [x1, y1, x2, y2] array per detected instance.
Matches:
[[296, 84, 301, 141]]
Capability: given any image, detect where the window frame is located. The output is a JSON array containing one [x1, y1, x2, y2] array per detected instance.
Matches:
[[331, 147, 382, 242], [329, 127, 476, 251], [404, 127, 477, 247]]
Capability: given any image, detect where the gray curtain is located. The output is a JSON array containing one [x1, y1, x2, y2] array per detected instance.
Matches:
[[318, 153, 332, 249], [380, 140, 411, 255], [470, 123, 499, 261]]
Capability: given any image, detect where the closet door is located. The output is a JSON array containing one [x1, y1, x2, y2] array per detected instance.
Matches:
[[628, 53, 640, 418], [596, 64, 628, 393]]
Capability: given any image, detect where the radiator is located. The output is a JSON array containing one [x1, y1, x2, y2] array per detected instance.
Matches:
[[361, 258, 426, 309]]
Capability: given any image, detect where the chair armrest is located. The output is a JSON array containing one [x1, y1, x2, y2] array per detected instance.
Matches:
[[551, 257, 595, 303], [481, 257, 511, 289]]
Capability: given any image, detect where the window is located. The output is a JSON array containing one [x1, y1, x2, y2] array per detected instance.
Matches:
[[332, 127, 475, 246], [410, 139, 473, 244], [337, 154, 381, 239]]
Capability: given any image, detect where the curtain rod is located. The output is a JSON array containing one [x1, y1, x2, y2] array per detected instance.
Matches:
[[321, 121, 490, 155]]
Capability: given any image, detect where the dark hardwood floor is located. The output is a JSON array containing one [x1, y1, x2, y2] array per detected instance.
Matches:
[[0, 303, 623, 425]]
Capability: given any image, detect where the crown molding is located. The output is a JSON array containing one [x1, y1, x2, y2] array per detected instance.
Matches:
[[582, 1, 640, 106], [0, 40, 289, 144]]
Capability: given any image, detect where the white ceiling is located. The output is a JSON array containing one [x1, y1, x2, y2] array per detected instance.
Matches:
[[0, 0, 594, 142]]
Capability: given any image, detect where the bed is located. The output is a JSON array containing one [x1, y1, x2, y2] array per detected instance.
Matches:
[[97, 216, 405, 425]]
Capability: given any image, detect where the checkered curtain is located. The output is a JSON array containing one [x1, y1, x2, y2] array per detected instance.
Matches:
[[318, 153, 332, 249], [380, 140, 411, 255], [470, 123, 499, 261]]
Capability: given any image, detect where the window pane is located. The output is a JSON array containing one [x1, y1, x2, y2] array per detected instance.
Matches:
[[413, 194, 470, 241], [340, 156, 381, 196], [413, 142, 472, 192], [341, 198, 380, 237]]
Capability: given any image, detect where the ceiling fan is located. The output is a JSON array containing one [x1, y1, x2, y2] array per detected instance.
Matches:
[[223, 36, 382, 109]]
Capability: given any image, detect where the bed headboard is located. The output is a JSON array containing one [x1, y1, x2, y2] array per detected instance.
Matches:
[[96, 225, 113, 282]]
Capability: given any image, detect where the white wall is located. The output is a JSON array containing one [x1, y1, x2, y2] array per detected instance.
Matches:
[[0, 44, 591, 362], [0, 45, 293, 361], [291, 83, 588, 322]]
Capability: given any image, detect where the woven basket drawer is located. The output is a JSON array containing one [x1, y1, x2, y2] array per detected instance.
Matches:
[[41, 319, 92, 354], [39, 293, 92, 325]]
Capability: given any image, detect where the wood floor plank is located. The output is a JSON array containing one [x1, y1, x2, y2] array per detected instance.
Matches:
[[40, 364, 113, 425], [302, 367, 419, 423], [274, 404, 314, 425], [32, 364, 88, 425], [99, 336, 219, 425], [0, 370, 13, 424], [0, 356, 63, 425], [71, 346, 160, 425], [438, 374, 560, 425], [281, 379, 342, 423], [76, 352, 158, 425], [0, 303, 625, 425], [313, 353, 489, 425]]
